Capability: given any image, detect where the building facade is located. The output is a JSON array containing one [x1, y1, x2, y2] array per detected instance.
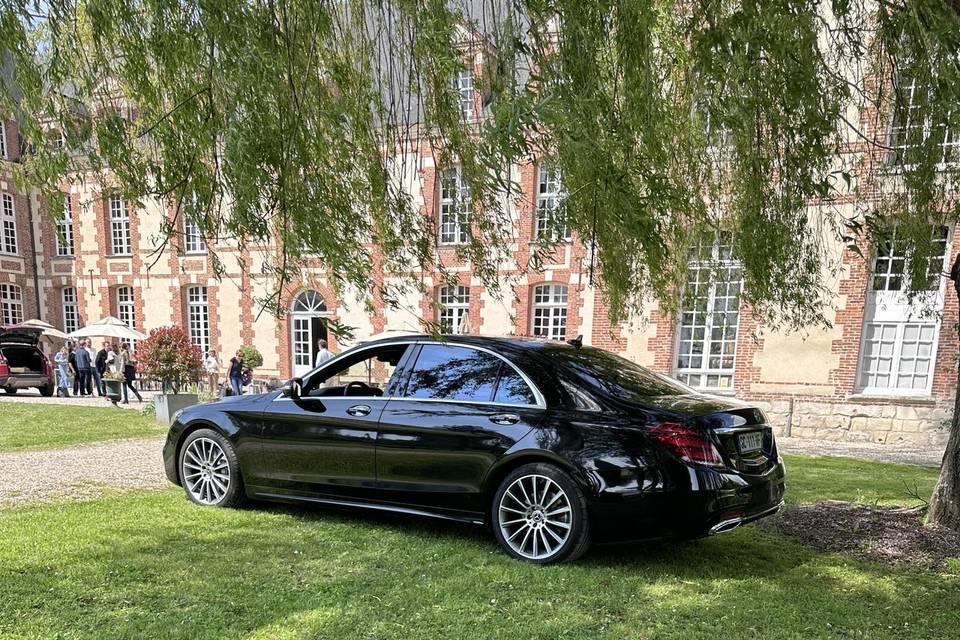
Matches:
[[0, 65, 956, 448]]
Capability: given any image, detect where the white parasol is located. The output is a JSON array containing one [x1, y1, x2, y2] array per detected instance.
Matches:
[[67, 316, 148, 341], [20, 318, 70, 340]]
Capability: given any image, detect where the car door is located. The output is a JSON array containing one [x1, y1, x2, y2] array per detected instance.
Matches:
[[376, 343, 545, 517], [254, 342, 413, 500]]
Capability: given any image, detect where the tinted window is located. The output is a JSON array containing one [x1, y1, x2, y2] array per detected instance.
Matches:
[[404, 345, 500, 401], [493, 368, 536, 405], [560, 347, 691, 400]]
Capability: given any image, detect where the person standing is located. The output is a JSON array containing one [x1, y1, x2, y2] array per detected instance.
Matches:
[[95, 341, 109, 395], [105, 342, 118, 374], [204, 349, 221, 394], [228, 350, 244, 397], [74, 338, 93, 396], [315, 338, 334, 368], [68, 343, 79, 396], [85, 339, 101, 397], [118, 342, 143, 404], [54, 346, 71, 397]]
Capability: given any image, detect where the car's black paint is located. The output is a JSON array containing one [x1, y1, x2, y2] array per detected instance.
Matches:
[[163, 335, 785, 542]]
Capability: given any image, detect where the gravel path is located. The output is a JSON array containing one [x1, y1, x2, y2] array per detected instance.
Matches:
[[777, 436, 945, 468], [0, 436, 168, 505]]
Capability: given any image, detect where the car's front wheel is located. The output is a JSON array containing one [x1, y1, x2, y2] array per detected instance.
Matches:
[[3, 387, 17, 395], [491, 463, 591, 564], [39, 384, 54, 397], [178, 428, 246, 507]]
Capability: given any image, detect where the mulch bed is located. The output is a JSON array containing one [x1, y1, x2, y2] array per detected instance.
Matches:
[[760, 500, 960, 570]]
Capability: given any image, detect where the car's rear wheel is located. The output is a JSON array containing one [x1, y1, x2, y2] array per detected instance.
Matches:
[[39, 384, 54, 397], [491, 463, 591, 564], [178, 428, 246, 507], [3, 387, 17, 395]]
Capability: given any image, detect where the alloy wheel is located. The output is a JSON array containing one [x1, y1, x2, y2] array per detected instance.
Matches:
[[498, 473, 573, 560], [182, 437, 231, 505]]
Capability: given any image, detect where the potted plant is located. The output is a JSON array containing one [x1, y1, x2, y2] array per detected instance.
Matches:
[[138, 326, 204, 424], [102, 370, 125, 404]]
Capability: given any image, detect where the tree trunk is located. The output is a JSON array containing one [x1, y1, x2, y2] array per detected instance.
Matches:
[[928, 253, 960, 530]]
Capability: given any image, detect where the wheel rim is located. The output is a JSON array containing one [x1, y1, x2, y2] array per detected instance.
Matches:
[[498, 474, 572, 560], [182, 437, 230, 505]]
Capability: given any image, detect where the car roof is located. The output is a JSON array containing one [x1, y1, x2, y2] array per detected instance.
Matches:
[[356, 333, 568, 352]]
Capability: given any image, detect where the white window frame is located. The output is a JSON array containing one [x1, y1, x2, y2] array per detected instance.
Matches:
[[57, 194, 74, 257], [535, 165, 569, 241], [888, 75, 959, 168], [62, 287, 79, 334], [438, 285, 470, 335], [1, 193, 17, 255], [531, 283, 568, 341], [109, 195, 132, 256], [183, 217, 206, 254], [0, 122, 7, 160], [186, 286, 210, 354], [856, 227, 951, 396], [454, 69, 474, 121], [673, 235, 742, 391], [439, 167, 470, 245], [0, 283, 23, 324]]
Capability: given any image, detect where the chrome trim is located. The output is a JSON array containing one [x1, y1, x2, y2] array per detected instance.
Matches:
[[253, 491, 485, 525], [274, 338, 547, 409], [708, 500, 784, 536], [272, 394, 544, 411]]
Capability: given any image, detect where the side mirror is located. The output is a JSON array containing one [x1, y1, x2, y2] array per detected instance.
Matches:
[[281, 377, 303, 400]]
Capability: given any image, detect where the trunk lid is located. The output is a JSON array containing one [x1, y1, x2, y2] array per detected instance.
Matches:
[[0, 325, 43, 346], [642, 393, 777, 473]]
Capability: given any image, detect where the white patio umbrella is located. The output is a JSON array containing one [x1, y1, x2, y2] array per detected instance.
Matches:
[[20, 318, 70, 340], [67, 316, 148, 341]]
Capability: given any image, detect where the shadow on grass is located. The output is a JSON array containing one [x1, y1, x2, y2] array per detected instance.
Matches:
[[1, 492, 958, 639]]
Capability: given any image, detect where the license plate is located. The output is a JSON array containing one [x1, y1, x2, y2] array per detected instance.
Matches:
[[738, 431, 764, 454]]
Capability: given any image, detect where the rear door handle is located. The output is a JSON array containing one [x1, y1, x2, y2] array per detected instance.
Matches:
[[346, 404, 372, 417], [489, 413, 520, 425]]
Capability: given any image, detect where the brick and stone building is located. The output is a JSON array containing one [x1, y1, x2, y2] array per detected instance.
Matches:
[[0, 54, 955, 447]]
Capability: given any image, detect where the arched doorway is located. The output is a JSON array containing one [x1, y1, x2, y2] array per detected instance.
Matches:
[[290, 289, 329, 377]]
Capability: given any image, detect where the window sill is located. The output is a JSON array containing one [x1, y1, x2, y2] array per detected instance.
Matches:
[[53, 254, 75, 260], [845, 392, 936, 404], [0, 252, 20, 258], [183, 251, 207, 256], [108, 254, 133, 258]]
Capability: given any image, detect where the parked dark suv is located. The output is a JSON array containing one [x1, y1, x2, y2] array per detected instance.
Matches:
[[0, 325, 55, 396]]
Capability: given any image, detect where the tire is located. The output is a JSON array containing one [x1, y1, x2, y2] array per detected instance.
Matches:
[[3, 387, 17, 395], [491, 462, 591, 564], [178, 428, 247, 508], [39, 384, 54, 397]]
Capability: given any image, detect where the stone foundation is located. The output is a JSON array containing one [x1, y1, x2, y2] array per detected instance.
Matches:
[[753, 398, 952, 447]]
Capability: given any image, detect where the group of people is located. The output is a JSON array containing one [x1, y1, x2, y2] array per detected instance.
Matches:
[[202, 348, 256, 397], [53, 339, 142, 404], [198, 339, 332, 398]]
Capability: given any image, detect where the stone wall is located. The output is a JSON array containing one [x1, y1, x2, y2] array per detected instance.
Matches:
[[755, 398, 952, 446]]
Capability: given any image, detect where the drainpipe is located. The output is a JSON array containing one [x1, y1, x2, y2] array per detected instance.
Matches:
[[26, 190, 42, 319], [784, 397, 795, 438]]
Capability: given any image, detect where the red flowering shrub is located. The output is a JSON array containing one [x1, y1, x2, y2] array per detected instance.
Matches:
[[138, 326, 204, 392]]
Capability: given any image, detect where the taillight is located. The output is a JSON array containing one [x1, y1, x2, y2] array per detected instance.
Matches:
[[648, 422, 725, 467]]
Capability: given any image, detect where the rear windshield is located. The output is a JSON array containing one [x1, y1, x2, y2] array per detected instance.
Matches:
[[560, 347, 691, 400]]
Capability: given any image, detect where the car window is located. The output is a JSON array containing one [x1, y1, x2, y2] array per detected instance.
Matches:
[[404, 345, 501, 402], [493, 367, 536, 405], [560, 347, 691, 399], [303, 344, 408, 397]]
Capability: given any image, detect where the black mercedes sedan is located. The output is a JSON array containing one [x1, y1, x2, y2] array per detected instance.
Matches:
[[163, 335, 785, 563]]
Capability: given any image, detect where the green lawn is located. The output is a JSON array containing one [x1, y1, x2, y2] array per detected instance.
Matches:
[[0, 403, 165, 452], [782, 454, 940, 505], [0, 457, 955, 639]]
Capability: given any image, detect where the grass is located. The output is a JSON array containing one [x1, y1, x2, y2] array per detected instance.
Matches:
[[782, 454, 941, 506], [0, 403, 165, 452], [0, 457, 956, 639]]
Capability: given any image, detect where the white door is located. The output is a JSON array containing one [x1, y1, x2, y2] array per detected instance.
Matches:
[[290, 290, 328, 378]]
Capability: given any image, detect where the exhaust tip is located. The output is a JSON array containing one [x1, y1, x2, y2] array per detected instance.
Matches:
[[709, 516, 743, 535]]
